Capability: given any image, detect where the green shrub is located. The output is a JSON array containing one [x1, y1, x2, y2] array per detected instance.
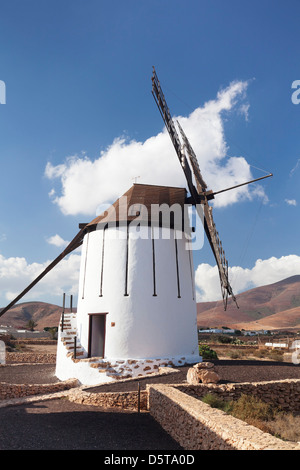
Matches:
[[216, 335, 233, 344], [202, 393, 232, 413], [199, 344, 218, 360]]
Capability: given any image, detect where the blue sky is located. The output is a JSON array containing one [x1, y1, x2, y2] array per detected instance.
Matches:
[[0, 0, 299, 309]]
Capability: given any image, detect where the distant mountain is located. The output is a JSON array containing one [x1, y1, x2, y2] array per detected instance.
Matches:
[[0, 301, 74, 330], [197, 275, 300, 331], [1, 275, 300, 332]]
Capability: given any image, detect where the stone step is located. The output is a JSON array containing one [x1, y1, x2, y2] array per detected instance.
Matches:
[[67, 350, 85, 358], [65, 345, 82, 351], [89, 362, 109, 369]]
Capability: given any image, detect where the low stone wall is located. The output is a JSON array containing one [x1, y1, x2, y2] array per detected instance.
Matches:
[[11, 340, 56, 346], [178, 378, 300, 412], [0, 378, 78, 401], [68, 387, 148, 411], [6, 352, 56, 364], [148, 384, 300, 450]]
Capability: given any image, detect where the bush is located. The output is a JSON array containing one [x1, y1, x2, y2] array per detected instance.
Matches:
[[253, 348, 284, 362], [202, 392, 300, 442], [199, 344, 218, 360], [267, 413, 300, 442], [216, 335, 233, 344], [230, 394, 277, 423], [268, 349, 284, 362], [202, 393, 232, 413], [227, 350, 242, 359]]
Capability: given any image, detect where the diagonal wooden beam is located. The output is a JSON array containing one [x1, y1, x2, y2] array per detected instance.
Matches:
[[0, 227, 85, 318]]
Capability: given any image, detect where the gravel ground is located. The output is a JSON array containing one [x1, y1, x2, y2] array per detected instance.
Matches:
[[87, 359, 300, 392], [0, 364, 58, 384], [1, 360, 300, 450], [0, 399, 182, 450], [1, 359, 300, 389]]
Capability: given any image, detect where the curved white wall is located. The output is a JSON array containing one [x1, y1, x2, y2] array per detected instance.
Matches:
[[76, 225, 199, 362]]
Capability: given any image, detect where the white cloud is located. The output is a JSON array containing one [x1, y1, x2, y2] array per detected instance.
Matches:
[[290, 158, 300, 177], [195, 255, 300, 302], [46, 234, 69, 248], [285, 199, 297, 206], [0, 252, 81, 305], [45, 80, 267, 217]]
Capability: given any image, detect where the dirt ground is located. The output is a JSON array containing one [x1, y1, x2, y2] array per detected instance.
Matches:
[[18, 343, 58, 354]]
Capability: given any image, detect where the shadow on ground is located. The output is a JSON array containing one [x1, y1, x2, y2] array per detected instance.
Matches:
[[0, 398, 182, 450]]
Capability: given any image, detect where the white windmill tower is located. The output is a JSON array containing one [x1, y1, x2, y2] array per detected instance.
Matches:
[[59, 182, 200, 384], [0, 68, 272, 385]]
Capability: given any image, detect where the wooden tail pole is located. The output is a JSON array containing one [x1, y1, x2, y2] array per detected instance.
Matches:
[[0, 227, 85, 318], [212, 174, 273, 197]]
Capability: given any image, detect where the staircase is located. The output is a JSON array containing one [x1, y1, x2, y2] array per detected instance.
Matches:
[[57, 312, 129, 384], [59, 312, 86, 360]]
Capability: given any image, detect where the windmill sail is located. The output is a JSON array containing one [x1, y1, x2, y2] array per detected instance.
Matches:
[[177, 121, 238, 309], [152, 66, 238, 310], [0, 227, 86, 318]]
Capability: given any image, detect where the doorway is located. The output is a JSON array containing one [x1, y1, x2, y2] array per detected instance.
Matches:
[[88, 313, 107, 358]]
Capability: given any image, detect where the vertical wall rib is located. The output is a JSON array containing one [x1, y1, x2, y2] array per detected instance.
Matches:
[[99, 227, 106, 297], [152, 227, 157, 296], [124, 225, 129, 296], [82, 232, 90, 299], [174, 233, 181, 298]]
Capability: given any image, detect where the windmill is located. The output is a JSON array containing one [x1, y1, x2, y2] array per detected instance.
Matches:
[[0, 68, 272, 385], [151, 66, 272, 310]]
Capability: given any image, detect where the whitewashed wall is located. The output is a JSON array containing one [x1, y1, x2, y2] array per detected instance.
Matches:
[[75, 224, 199, 363]]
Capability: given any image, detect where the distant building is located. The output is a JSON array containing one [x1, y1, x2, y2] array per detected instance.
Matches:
[[199, 328, 236, 334]]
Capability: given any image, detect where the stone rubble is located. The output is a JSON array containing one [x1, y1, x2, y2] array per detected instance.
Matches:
[[187, 362, 220, 385]]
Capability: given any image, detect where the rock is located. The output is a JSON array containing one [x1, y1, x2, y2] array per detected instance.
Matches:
[[193, 361, 214, 370], [199, 369, 220, 384], [188, 362, 220, 384], [187, 367, 200, 385]]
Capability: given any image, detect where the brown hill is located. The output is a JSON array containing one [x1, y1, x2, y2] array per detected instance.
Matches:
[[233, 306, 300, 331], [197, 275, 300, 331], [0, 301, 74, 330], [1, 275, 300, 332]]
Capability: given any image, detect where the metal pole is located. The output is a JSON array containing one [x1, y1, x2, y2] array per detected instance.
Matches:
[[74, 336, 77, 359], [70, 294, 73, 313], [212, 174, 273, 197], [137, 381, 140, 413], [61, 293, 65, 332]]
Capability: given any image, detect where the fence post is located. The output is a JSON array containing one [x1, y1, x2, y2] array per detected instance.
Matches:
[[137, 381, 140, 413], [61, 293, 65, 332]]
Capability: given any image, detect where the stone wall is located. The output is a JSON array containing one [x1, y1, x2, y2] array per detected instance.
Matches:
[[148, 383, 300, 450], [178, 378, 300, 412], [6, 352, 56, 364], [0, 378, 78, 401], [68, 387, 148, 411]]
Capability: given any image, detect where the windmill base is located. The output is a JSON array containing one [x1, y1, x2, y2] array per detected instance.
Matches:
[[56, 312, 201, 386], [55, 353, 202, 386]]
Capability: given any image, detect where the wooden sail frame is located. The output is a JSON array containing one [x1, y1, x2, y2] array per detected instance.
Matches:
[[152, 66, 272, 309]]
